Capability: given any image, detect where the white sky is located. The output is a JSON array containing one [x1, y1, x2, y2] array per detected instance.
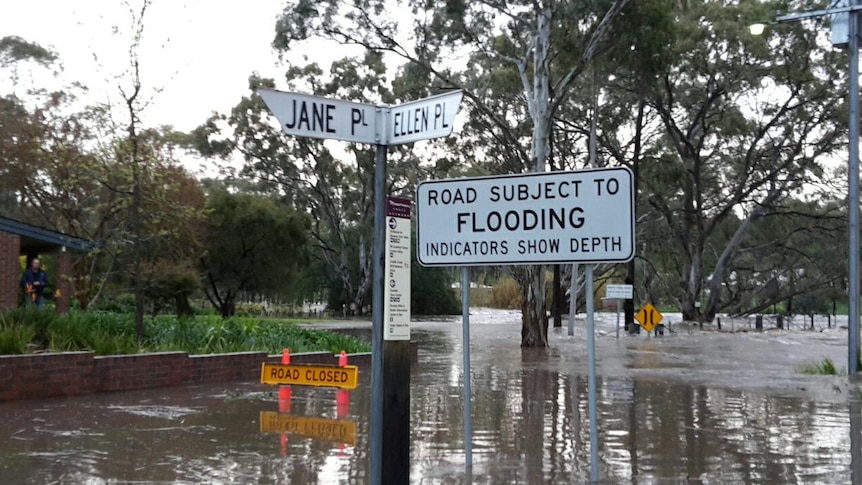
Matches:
[[1, 0, 289, 132]]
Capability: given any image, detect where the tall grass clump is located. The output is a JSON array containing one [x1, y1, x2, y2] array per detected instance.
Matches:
[[799, 357, 839, 375], [0, 309, 369, 356], [145, 316, 370, 355], [0, 314, 36, 354], [48, 311, 139, 354]]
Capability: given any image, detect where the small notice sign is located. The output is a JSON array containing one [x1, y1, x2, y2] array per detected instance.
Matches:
[[260, 363, 359, 390], [605, 284, 633, 300], [635, 303, 663, 332], [259, 411, 356, 446], [385, 197, 412, 341]]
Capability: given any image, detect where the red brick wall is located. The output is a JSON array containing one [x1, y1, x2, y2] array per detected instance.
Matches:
[[0, 350, 373, 401], [55, 250, 72, 314], [0, 232, 21, 311]]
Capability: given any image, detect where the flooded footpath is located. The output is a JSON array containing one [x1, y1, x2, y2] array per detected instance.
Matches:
[[1, 310, 861, 484]]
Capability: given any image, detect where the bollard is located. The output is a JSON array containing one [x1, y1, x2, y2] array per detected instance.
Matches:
[[717, 317, 721, 330], [279, 349, 292, 406], [279, 348, 292, 455], [777, 314, 783, 330], [755, 315, 763, 331], [829, 314, 832, 328], [810, 313, 814, 330], [337, 350, 350, 418]]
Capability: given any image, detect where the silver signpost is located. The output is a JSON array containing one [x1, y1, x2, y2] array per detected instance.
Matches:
[[259, 87, 463, 485], [461, 267, 472, 471]]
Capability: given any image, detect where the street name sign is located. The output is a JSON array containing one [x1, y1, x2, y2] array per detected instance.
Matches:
[[259, 411, 357, 446], [258, 88, 463, 145], [257, 88, 379, 144], [387, 91, 463, 144], [605, 284, 633, 300], [260, 363, 359, 390], [635, 303, 663, 332], [416, 167, 635, 266]]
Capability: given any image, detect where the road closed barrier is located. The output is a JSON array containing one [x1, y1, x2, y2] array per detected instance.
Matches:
[[260, 362, 359, 390]]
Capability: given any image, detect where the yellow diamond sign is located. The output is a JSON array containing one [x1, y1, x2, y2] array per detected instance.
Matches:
[[635, 303, 663, 332]]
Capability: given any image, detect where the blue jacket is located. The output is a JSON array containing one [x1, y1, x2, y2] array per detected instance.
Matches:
[[21, 268, 49, 296]]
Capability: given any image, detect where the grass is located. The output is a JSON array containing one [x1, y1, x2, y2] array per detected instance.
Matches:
[[799, 357, 840, 375], [0, 307, 370, 356]]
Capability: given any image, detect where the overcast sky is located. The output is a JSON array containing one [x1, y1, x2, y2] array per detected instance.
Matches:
[[1, 0, 289, 132]]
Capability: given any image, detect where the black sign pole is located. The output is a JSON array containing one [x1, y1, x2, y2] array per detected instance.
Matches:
[[370, 143, 387, 485]]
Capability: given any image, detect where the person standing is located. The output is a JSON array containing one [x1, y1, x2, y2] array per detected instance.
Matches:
[[21, 258, 49, 307]]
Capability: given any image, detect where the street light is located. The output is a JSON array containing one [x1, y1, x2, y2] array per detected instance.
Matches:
[[753, 1, 861, 373]]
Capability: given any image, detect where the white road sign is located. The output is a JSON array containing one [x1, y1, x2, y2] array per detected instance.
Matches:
[[257, 88, 379, 144], [605, 284, 633, 299], [416, 167, 635, 266], [387, 91, 463, 145], [258, 88, 463, 145]]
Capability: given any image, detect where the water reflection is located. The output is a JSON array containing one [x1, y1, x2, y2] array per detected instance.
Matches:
[[0, 324, 856, 484]]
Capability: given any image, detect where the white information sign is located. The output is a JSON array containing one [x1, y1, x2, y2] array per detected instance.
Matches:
[[387, 91, 463, 145], [605, 284, 633, 300], [257, 88, 379, 144], [384, 197, 412, 340], [416, 167, 634, 266]]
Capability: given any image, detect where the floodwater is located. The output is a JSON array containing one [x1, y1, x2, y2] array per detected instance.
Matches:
[[1, 310, 861, 484]]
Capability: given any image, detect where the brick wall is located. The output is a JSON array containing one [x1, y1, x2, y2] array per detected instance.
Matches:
[[0, 232, 20, 311], [0, 350, 373, 401]]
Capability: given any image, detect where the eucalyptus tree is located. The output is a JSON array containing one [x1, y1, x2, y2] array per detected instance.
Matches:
[[274, 0, 631, 346], [641, 1, 846, 322]]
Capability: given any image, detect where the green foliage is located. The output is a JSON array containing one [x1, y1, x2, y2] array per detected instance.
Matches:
[[47, 312, 140, 355], [799, 358, 839, 376], [0, 319, 35, 354], [411, 265, 459, 316], [792, 295, 831, 316], [0, 309, 369, 356], [3, 306, 56, 347], [201, 189, 312, 317], [144, 315, 369, 354]]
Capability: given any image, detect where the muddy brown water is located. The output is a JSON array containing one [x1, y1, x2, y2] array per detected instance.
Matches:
[[1, 311, 860, 484]]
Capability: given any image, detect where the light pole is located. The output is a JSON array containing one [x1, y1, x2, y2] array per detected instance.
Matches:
[[754, 1, 861, 374]]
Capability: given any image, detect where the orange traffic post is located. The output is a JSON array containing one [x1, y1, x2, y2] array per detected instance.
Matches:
[[336, 350, 350, 419], [278, 349, 292, 411], [279, 349, 292, 454]]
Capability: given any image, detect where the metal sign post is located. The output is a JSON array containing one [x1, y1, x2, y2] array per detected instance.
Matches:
[[585, 265, 599, 483], [461, 267, 472, 471], [259, 87, 463, 485]]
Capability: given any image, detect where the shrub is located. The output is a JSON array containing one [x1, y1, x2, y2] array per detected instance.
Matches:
[[490, 277, 522, 309], [0, 322, 35, 354]]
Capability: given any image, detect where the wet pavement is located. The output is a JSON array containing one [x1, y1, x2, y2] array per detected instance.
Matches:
[[1, 310, 861, 484]]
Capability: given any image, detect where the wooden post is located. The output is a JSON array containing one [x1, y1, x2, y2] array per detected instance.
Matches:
[[777, 314, 784, 330], [755, 315, 763, 331]]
